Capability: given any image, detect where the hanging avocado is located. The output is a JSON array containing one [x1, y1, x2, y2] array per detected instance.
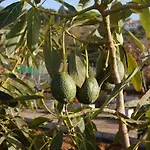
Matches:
[[77, 76, 100, 104], [107, 59, 125, 83], [51, 72, 76, 104]]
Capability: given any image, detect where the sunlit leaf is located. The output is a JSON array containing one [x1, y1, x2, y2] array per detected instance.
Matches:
[[140, 8, 150, 38], [126, 52, 142, 91], [78, 117, 85, 133], [130, 89, 150, 116], [132, 0, 149, 4], [68, 51, 86, 87], [6, 19, 26, 56], [116, 32, 123, 45], [50, 131, 63, 150], [79, 18, 100, 26], [10, 78, 34, 94], [76, 11, 100, 22], [126, 30, 145, 51], [0, 1, 24, 29], [75, 11, 101, 26], [27, 8, 41, 51], [127, 140, 142, 150], [78, 0, 92, 10], [146, 129, 150, 150], [0, 136, 5, 145]]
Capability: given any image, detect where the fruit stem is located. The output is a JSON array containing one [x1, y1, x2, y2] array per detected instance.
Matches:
[[62, 29, 67, 72], [63, 104, 79, 148], [85, 47, 89, 78]]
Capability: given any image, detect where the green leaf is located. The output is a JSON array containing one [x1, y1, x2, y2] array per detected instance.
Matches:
[[68, 51, 86, 87], [1, 73, 17, 78], [4, 95, 43, 104], [76, 11, 100, 22], [78, 0, 92, 10], [79, 138, 92, 150], [146, 129, 150, 150], [140, 8, 150, 38], [79, 119, 97, 150], [116, 32, 123, 45], [0, 1, 24, 29], [56, 0, 76, 12], [92, 55, 150, 119], [6, 134, 26, 149], [132, 89, 150, 116], [113, 132, 120, 144], [126, 30, 145, 51], [43, 29, 62, 78], [78, 117, 85, 133], [132, 0, 149, 4], [7, 118, 30, 147], [103, 0, 113, 4], [110, 2, 132, 26], [96, 50, 110, 84], [0, 136, 5, 145], [27, 8, 41, 51], [127, 141, 142, 150], [10, 77, 34, 94], [29, 117, 51, 128], [126, 52, 142, 91], [75, 11, 100, 26], [50, 131, 63, 150], [125, 99, 150, 108], [6, 19, 26, 56], [91, 61, 144, 119], [79, 18, 100, 26], [55, 101, 64, 114]]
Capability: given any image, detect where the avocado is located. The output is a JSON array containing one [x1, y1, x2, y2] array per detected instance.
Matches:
[[107, 59, 125, 83], [77, 77, 100, 104], [51, 72, 76, 103]]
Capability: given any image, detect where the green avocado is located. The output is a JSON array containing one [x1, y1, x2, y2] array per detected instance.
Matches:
[[77, 77, 100, 104], [107, 59, 125, 83], [51, 72, 76, 103]]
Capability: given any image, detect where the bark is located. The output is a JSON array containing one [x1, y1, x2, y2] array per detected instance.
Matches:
[[102, 15, 130, 148]]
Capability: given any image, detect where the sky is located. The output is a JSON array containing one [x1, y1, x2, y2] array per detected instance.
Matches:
[[0, 0, 139, 20]]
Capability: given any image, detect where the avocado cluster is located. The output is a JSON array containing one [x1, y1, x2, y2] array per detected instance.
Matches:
[[51, 72, 100, 104]]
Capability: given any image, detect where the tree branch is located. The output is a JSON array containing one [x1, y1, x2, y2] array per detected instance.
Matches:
[[102, 15, 130, 148], [104, 2, 150, 16], [38, 4, 96, 19]]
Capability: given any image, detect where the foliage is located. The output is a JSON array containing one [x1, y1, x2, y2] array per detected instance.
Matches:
[[0, 0, 150, 149]]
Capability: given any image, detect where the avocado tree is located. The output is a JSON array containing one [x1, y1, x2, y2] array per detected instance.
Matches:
[[0, 0, 150, 149]]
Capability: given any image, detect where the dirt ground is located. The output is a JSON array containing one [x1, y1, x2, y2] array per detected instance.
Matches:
[[61, 136, 124, 150]]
